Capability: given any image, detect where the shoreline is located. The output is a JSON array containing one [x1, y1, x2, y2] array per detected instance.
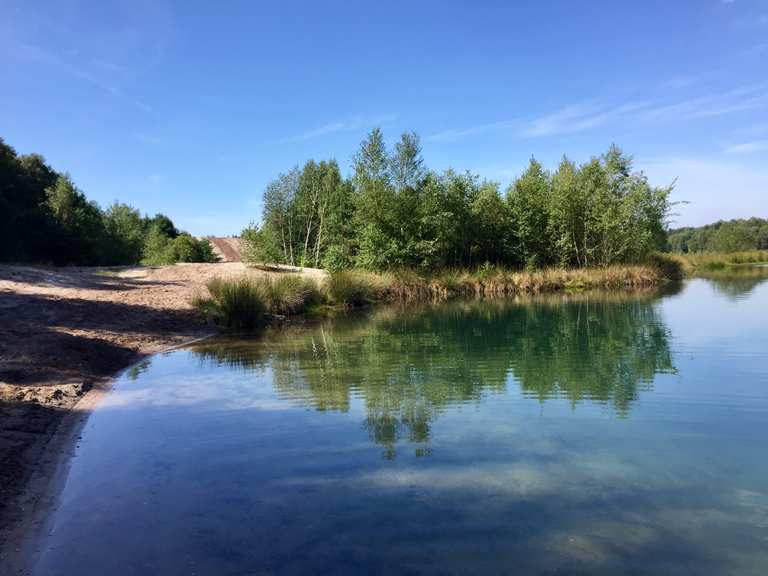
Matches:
[[0, 262, 328, 571], [0, 334, 215, 576], [0, 260, 674, 573]]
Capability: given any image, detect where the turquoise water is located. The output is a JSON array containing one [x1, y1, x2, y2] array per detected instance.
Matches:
[[31, 276, 768, 575]]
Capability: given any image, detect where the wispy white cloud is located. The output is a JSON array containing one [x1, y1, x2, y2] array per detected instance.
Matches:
[[521, 101, 648, 138], [723, 139, 768, 154], [429, 84, 768, 144], [429, 101, 648, 142], [282, 113, 398, 143], [643, 85, 768, 120], [14, 41, 153, 113], [428, 120, 517, 142]]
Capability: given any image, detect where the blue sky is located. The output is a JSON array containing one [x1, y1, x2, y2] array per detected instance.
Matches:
[[2, 0, 767, 236]]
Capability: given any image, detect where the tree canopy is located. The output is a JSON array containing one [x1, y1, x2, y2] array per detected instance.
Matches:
[[243, 131, 674, 270], [668, 218, 768, 253], [0, 136, 214, 266]]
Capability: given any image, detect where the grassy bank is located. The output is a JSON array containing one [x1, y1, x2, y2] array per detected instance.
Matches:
[[193, 261, 676, 330], [660, 250, 768, 275]]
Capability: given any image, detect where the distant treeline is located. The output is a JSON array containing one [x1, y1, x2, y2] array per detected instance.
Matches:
[[668, 218, 768, 253], [243, 129, 672, 271], [0, 137, 214, 265]]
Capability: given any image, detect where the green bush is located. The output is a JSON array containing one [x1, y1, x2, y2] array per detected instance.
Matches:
[[142, 231, 216, 265]]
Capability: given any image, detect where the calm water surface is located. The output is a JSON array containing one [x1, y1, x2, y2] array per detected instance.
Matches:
[[31, 275, 768, 575]]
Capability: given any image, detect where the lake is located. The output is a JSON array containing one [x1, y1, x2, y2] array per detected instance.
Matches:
[[29, 274, 768, 575]]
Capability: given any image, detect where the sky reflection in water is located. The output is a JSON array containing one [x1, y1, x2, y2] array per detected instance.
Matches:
[[32, 274, 768, 575]]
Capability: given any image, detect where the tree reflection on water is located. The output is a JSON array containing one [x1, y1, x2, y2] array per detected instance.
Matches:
[[190, 290, 676, 458]]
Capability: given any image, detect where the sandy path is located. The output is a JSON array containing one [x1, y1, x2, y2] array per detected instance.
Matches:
[[0, 262, 324, 563], [208, 237, 243, 262]]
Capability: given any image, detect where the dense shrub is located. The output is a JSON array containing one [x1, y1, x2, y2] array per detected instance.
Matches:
[[142, 233, 216, 265]]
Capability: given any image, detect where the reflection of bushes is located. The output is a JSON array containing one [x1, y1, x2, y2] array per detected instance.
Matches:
[[698, 267, 768, 300], [190, 294, 675, 457], [504, 300, 674, 415]]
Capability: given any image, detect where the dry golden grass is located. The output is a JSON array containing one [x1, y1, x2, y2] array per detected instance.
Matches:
[[377, 264, 665, 301], [673, 250, 768, 271], [193, 261, 676, 328]]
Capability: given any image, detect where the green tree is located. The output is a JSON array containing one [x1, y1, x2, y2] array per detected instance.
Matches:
[[390, 131, 425, 193], [507, 159, 553, 268], [103, 203, 146, 264], [353, 129, 400, 269], [711, 221, 757, 252], [46, 174, 107, 264]]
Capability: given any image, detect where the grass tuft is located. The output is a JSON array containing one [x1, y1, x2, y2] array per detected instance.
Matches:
[[259, 274, 321, 315], [193, 274, 322, 330], [323, 270, 385, 307], [193, 276, 267, 331]]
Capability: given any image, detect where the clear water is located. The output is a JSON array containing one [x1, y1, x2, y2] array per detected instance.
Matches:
[[31, 275, 768, 575]]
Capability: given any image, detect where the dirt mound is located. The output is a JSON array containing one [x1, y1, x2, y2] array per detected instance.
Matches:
[[208, 237, 242, 262]]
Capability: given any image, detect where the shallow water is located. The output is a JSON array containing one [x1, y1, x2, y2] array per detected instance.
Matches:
[[31, 276, 768, 575]]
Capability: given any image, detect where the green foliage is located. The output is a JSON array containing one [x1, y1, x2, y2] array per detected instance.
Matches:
[[507, 159, 553, 267], [141, 230, 215, 265], [169, 234, 216, 263], [244, 132, 673, 272], [0, 135, 214, 266], [103, 203, 146, 264], [0, 139, 59, 262], [668, 218, 768, 253], [241, 161, 354, 269], [46, 175, 107, 265]]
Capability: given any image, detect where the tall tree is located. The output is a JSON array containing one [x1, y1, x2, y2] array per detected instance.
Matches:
[[507, 159, 553, 268], [390, 131, 424, 193], [46, 174, 106, 264]]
